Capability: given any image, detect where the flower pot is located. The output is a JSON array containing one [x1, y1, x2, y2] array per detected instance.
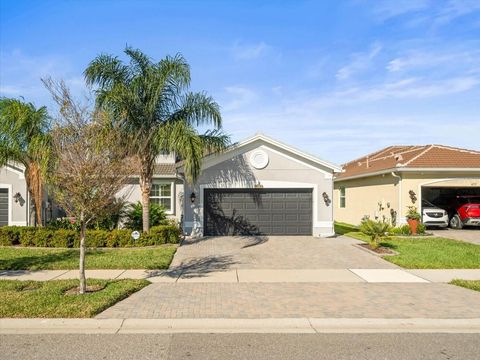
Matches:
[[407, 219, 419, 235]]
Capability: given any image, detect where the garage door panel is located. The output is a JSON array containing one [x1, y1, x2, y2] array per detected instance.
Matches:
[[204, 188, 312, 236], [0, 189, 8, 227]]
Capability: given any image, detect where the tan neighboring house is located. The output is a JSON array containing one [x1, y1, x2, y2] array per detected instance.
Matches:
[[333, 145, 480, 226]]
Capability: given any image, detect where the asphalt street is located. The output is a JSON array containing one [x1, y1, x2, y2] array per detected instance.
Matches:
[[1, 333, 479, 360]]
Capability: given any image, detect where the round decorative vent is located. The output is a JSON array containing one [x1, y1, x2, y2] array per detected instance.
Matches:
[[249, 150, 269, 169]]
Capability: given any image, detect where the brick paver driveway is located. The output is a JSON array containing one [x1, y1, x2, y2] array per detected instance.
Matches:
[[97, 235, 480, 320], [97, 282, 480, 319], [168, 235, 396, 275], [431, 228, 480, 245]]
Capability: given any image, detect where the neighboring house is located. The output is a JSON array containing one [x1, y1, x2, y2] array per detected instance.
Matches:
[[333, 145, 480, 226], [180, 134, 342, 237], [0, 163, 59, 226]]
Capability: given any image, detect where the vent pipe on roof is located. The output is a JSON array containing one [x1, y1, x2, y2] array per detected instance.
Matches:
[[366, 156, 369, 168]]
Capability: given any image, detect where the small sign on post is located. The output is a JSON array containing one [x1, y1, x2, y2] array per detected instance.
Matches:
[[131, 230, 140, 241]]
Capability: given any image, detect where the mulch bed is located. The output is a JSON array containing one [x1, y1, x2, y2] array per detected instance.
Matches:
[[358, 243, 396, 255]]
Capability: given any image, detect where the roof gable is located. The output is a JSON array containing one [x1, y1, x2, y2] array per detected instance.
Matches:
[[200, 133, 342, 173]]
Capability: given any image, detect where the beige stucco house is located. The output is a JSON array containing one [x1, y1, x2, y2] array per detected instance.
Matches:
[[333, 145, 480, 226]]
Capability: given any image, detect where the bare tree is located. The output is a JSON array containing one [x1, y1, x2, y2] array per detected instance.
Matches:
[[44, 78, 135, 294]]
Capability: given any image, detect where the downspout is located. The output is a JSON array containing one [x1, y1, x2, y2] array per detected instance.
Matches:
[[391, 172, 402, 225]]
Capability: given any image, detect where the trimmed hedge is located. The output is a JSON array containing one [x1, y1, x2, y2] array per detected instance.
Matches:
[[0, 225, 180, 248]]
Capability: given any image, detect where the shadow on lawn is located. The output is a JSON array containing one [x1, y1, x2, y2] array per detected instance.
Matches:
[[0, 249, 79, 271], [0, 249, 110, 271]]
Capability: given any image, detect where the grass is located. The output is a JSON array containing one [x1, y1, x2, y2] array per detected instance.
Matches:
[[0, 245, 177, 270], [0, 279, 149, 318], [334, 222, 480, 269], [449, 279, 480, 292], [381, 237, 480, 269]]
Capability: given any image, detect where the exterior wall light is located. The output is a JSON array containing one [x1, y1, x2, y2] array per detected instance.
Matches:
[[322, 192, 331, 206], [190, 192, 196, 203]]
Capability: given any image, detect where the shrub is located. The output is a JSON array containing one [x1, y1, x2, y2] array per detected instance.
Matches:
[[359, 219, 390, 249], [124, 202, 167, 230], [50, 229, 77, 247], [85, 230, 110, 247], [150, 225, 181, 244], [390, 223, 426, 236], [1, 225, 180, 248], [0, 226, 22, 246], [405, 206, 421, 221], [46, 218, 80, 231], [390, 224, 411, 236]]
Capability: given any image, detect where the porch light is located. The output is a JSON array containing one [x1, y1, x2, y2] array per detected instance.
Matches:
[[13, 192, 22, 203], [190, 192, 196, 203], [322, 192, 331, 206]]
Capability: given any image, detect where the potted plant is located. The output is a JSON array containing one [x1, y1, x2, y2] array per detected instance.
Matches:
[[405, 206, 421, 235]]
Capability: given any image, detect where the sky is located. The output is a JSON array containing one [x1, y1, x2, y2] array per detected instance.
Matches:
[[1, 0, 480, 164]]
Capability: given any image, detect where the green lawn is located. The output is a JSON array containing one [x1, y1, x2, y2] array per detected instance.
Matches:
[[334, 222, 480, 269], [449, 279, 480, 292], [0, 279, 149, 318], [0, 245, 177, 270], [381, 237, 480, 269]]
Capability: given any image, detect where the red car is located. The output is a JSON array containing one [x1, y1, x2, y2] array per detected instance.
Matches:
[[449, 195, 480, 229]]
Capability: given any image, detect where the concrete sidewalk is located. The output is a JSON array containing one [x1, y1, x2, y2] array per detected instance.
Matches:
[[2, 318, 480, 334], [2, 268, 480, 283]]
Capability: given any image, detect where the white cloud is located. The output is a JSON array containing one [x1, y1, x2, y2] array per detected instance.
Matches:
[[370, 0, 430, 20], [306, 76, 479, 109], [222, 86, 258, 111], [231, 41, 270, 60], [336, 42, 382, 80]]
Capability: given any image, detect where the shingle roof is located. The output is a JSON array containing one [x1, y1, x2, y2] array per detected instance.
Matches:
[[337, 145, 480, 179], [153, 163, 177, 176]]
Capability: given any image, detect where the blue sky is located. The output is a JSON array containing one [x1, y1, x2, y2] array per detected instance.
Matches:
[[1, 0, 480, 164]]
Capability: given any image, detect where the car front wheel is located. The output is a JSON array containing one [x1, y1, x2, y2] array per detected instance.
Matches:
[[450, 214, 463, 229]]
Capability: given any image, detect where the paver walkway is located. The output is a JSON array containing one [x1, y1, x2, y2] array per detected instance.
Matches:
[[96, 282, 480, 319]]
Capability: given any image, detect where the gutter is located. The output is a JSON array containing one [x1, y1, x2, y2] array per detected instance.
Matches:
[[335, 167, 480, 182], [391, 172, 402, 225]]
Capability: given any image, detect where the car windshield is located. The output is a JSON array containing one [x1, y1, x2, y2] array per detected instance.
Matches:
[[422, 200, 436, 207]]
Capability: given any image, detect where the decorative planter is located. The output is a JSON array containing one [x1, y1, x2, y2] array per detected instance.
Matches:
[[407, 219, 419, 235]]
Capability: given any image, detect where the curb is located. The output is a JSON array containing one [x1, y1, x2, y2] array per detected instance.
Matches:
[[2, 318, 480, 334]]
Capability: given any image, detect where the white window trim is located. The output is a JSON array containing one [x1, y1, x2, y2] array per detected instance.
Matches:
[[339, 187, 346, 208], [0, 184, 13, 226], [150, 181, 174, 215]]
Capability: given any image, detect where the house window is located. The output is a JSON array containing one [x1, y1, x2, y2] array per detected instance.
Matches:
[[339, 187, 346, 208], [150, 183, 173, 213]]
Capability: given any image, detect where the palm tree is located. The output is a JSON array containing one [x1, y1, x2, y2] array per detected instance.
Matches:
[[0, 98, 51, 226], [84, 47, 229, 232]]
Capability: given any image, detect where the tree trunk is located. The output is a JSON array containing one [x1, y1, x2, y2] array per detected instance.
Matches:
[[79, 210, 87, 294], [26, 162, 44, 227], [140, 172, 151, 233]]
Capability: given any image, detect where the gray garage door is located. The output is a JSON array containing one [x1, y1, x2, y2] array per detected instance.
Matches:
[[0, 188, 8, 227], [204, 188, 312, 236]]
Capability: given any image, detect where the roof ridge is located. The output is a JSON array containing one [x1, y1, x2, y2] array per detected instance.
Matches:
[[402, 145, 434, 166], [368, 146, 426, 163], [343, 146, 398, 166], [431, 144, 480, 155]]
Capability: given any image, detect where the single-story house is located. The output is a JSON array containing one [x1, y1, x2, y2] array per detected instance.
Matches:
[[333, 145, 480, 226], [179, 134, 342, 237], [1, 134, 342, 237], [124, 134, 342, 237]]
